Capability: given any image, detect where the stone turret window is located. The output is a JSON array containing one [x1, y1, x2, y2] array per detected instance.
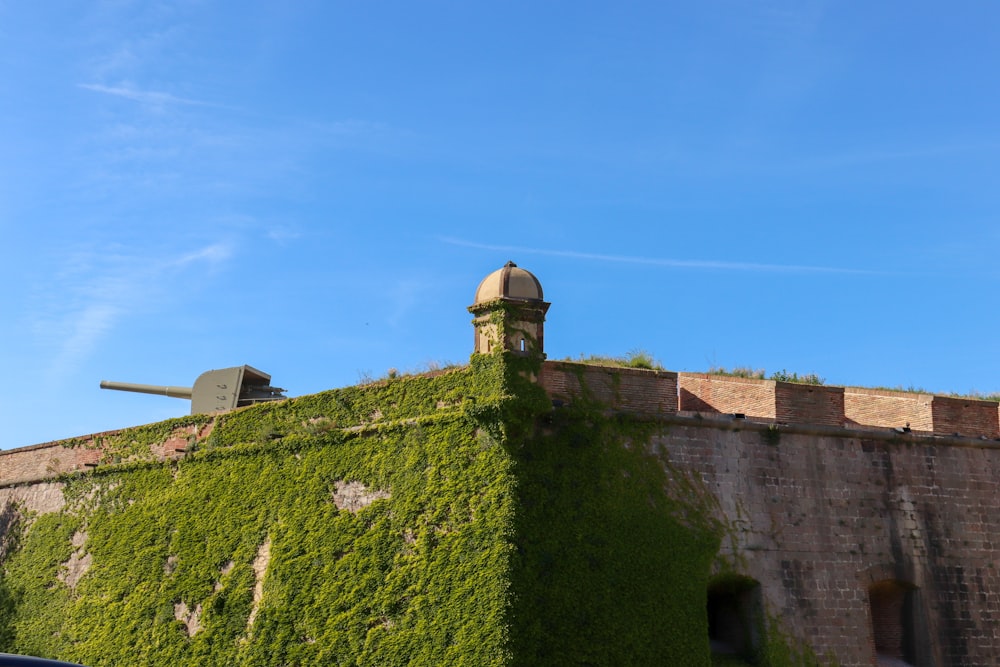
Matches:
[[707, 575, 764, 665], [868, 580, 917, 666]]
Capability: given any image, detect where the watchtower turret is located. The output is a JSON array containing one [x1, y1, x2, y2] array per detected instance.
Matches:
[[468, 261, 550, 358]]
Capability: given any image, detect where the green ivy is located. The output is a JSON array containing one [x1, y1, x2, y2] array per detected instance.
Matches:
[[63, 414, 213, 463], [508, 408, 720, 665], [0, 353, 829, 665], [2, 363, 517, 666]]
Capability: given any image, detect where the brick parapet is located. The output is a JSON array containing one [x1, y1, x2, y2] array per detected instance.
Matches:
[[655, 372, 999, 440], [0, 422, 207, 489], [844, 388, 999, 439], [931, 395, 1000, 439], [844, 387, 935, 433], [774, 382, 844, 427], [678, 373, 776, 420], [539, 361, 678, 415], [0, 436, 106, 487], [678, 374, 844, 427], [5, 366, 998, 489]]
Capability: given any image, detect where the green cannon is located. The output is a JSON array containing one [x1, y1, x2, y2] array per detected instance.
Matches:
[[100, 365, 286, 415]]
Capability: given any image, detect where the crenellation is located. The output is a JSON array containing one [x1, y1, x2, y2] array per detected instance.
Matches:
[[845, 386, 935, 433], [775, 381, 846, 426], [678, 372, 777, 420], [538, 361, 678, 416], [931, 395, 1000, 439]]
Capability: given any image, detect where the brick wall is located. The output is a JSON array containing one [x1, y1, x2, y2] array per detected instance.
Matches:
[[775, 382, 844, 427], [931, 396, 1000, 439], [845, 388, 934, 433], [653, 372, 998, 439], [868, 581, 906, 659], [536, 366, 1000, 663], [678, 374, 776, 420], [654, 421, 1000, 666], [539, 361, 678, 415], [0, 440, 101, 486], [678, 374, 844, 427], [0, 423, 204, 488]]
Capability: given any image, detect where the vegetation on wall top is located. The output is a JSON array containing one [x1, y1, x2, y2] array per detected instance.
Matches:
[[708, 366, 826, 386], [561, 349, 664, 371]]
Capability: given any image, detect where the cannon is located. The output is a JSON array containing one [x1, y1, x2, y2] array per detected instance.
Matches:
[[101, 365, 286, 415]]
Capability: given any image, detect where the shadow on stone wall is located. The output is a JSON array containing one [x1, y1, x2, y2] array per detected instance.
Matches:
[[507, 405, 721, 666], [0, 500, 21, 647]]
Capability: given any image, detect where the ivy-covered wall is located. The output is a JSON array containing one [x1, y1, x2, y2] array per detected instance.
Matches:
[[509, 404, 721, 665], [0, 358, 518, 666], [0, 354, 817, 666]]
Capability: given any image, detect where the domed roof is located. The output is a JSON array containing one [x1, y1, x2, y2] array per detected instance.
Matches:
[[473, 261, 544, 305]]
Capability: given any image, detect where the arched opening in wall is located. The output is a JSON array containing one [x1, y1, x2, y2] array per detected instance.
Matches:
[[869, 580, 918, 666], [707, 575, 764, 665]]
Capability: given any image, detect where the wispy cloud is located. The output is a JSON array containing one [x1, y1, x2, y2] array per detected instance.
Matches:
[[56, 303, 122, 373], [35, 241, 235, 376], [441, 237, 879, 275], [78, 83, 214, 108], [171, 242, 234, 267]]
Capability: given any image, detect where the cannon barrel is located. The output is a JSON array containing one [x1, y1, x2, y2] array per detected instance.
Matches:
[[100, 380, 193, 400], [100, 365, 284, 415]]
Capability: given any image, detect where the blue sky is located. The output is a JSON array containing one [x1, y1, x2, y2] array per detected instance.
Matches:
[[2, 1, 999, 448]]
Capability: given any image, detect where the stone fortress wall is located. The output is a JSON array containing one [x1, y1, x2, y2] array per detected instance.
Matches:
[[5, 372, 1000, 666], [5, 259, 999, 665], [541, 362, 1000, 667], [7, 363, 998, 663]]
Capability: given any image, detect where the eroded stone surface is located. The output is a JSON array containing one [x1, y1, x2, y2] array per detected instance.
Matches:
[[58, 530, 93, 589], [332, 480, 390, 513], [174, 600, 203, 636], [59, 550, 92, 590], [0, 482, 66, 516], [247, 538, 272, 631]]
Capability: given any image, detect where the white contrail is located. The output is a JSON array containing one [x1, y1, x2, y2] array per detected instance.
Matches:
[[441, 237, 879, 275]]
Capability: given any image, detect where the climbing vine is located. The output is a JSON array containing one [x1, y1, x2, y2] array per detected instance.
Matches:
[[63, 414, 213, 463], [1, 361, 518, 666], [0, 352, 830, 666]]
